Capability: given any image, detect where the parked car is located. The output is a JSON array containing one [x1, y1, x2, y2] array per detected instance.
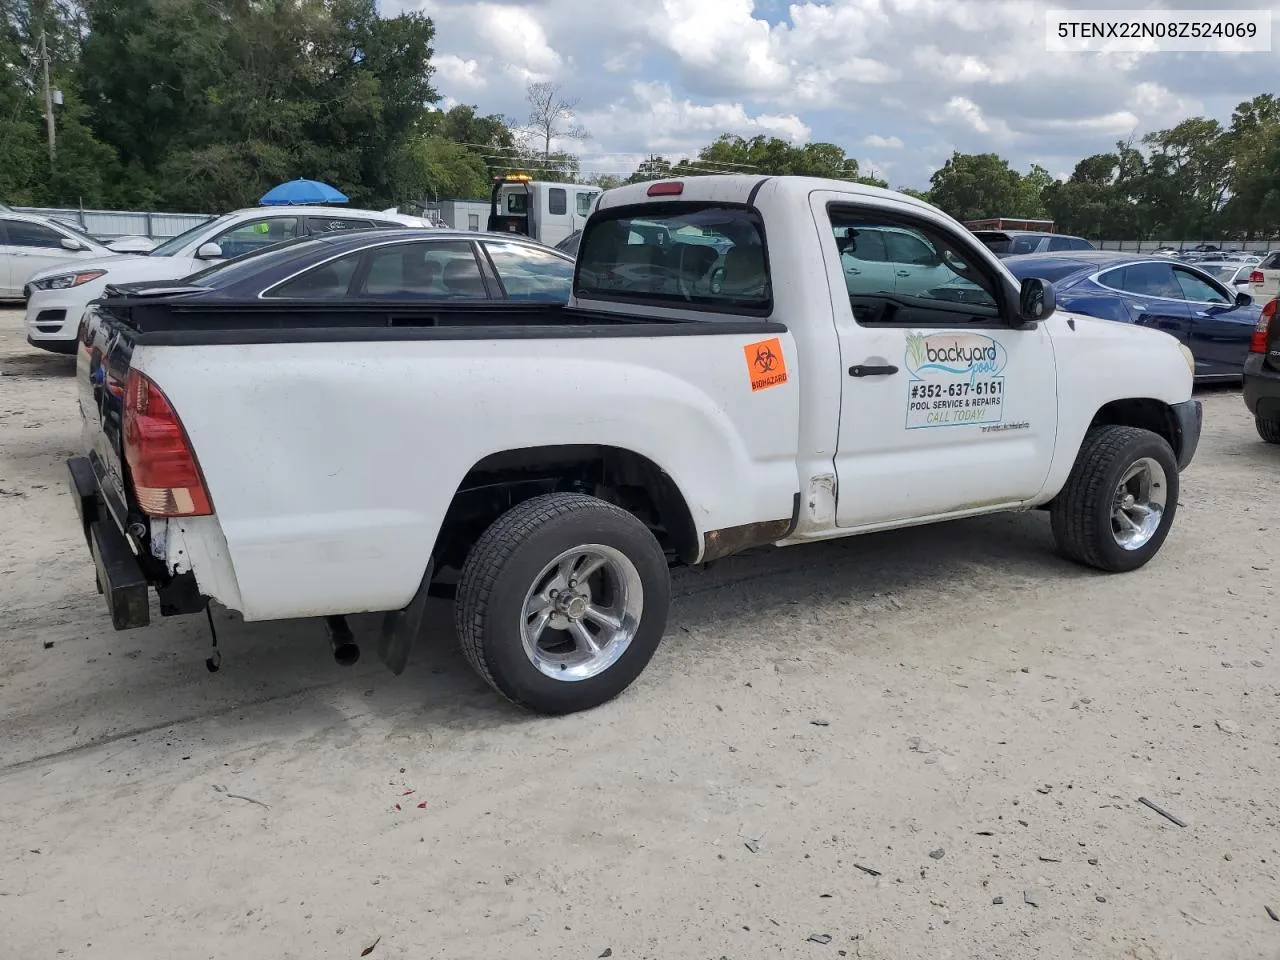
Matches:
[[68, 174, 1202, 714], [50, 217, 158, 254], [1254, 250, 1280, 301], [23, 205, 428, 353], [1005, 252, 1262, 381], [970, 229, 1095, 257], [1243, 296, 1280, 442], [137, 228, 575, 303], [1, 210, 115, 301], [1196, 260, 1266, 295]]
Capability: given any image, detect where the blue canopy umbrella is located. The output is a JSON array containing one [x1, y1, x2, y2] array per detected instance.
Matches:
[[259, 179, 349, 206]]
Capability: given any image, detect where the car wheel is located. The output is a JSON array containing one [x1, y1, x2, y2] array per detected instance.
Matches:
[[1256, 417, 1280, 444], [454, 492, 671, 714], [1050, 425, 1180, 573]]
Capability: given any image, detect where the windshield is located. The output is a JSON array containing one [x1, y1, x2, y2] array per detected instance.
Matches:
[[182, 236, 324, 289], [149, 214, 230, 257], [1200, 264, 1243, 282], [575, 204, 770, 314]]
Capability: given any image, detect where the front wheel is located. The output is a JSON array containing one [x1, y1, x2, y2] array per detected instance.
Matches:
[[1050, 425, 1180, 573], [1256, 417, 1280, 444], [454, 493, 671, 714]]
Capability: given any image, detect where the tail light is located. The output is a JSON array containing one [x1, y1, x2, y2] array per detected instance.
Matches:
[[1250, 270, 1265, 285], [123, 369, 213, 516], [1250, 297, 1276, 354]]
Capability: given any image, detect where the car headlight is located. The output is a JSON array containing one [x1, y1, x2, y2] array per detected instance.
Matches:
[[1179, 344, 1196, 376], [30, 270, 107, 291]]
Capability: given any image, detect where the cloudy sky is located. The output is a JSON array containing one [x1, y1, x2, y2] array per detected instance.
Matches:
[[387, 0, 1279, 188]]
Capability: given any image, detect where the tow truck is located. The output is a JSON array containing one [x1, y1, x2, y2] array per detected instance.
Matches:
[[487, 174, 601, 247]]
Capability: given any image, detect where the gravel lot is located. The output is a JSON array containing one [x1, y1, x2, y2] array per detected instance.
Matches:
[[1, 306, 1277, 960]]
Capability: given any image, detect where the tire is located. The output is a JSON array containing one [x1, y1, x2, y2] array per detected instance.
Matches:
[[1049, 425, 1179, 573], [454, 492, 671, 714], [1256, 417, 1280, 444]]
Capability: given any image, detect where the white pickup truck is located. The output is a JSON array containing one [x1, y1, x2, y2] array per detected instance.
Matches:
[[68, 175, 1203, 714]]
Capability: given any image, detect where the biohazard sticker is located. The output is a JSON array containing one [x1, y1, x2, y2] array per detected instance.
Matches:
[[744, 337, 789, 392]]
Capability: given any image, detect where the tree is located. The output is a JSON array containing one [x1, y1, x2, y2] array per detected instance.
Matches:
[[522, 81, 588, 174], [650, 134, 881, 184], [927, 152, 1025, 221], [626, 155, 672, 183]]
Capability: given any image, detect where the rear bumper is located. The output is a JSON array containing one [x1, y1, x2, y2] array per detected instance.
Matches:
[[68, 456, 151, 630], [1242, 353, 1280, 422], [1172, 398, 1202, 471]]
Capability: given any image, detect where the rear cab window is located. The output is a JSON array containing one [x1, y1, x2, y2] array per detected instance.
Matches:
[[574, 205, 771, 315]]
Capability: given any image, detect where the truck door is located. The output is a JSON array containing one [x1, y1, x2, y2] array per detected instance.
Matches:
[[538, 186, 572, 246], [811, 194, 1059, 528]]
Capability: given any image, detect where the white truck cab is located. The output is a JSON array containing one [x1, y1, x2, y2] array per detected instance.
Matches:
[[68, 175, 1202, 716], [487, 174, 601, 247]]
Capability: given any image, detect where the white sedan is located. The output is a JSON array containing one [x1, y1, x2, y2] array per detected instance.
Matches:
[[24, 205, 427, 353], [2, 211, 116, 302]]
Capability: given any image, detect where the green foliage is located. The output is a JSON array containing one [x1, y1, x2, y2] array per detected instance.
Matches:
[[2, 0, 440, 210], [0, 0, 1275, 243], [661, 133, 878, 183]]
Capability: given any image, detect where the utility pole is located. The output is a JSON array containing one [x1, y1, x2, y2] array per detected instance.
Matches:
[[40, 29, 56, 161]]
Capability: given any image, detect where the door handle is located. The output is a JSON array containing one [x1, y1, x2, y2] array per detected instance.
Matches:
[[895, 269, 910, 277], [849, 364, 899, 377]]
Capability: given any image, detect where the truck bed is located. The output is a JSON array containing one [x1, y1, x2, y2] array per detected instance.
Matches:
[[94, 287, 757, 347], [76, 286, 801, 625]]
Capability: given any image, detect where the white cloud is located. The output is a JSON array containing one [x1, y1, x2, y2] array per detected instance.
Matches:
[[433, 54, 487, 92], [862, 134, 905, 149], [405, 0, 1276, 186], [579, 82, 810, 156]]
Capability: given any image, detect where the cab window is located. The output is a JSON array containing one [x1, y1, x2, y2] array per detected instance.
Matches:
[[828, 208, 1000, 325], [547, 188, 567, 216], [575, 192, 596, 216], [575, 205, 770, 315]]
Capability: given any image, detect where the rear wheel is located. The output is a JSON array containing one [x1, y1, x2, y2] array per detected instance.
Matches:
[[454, 493, 671, 714], [1256, 417, 1280, 444], [1050, 425, 1179, 573]]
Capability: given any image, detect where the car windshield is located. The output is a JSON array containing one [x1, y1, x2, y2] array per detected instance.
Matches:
[[182, 236, 326, 289], [1201, 264, 1243, 282], [148, 214, 230, 257]]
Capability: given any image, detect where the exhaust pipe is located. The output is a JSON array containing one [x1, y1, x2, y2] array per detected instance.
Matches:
[[325, 615, 360, 666]]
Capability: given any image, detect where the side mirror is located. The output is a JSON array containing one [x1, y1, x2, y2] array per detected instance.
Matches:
[[196, 242, 223, 260], [1235, 291, 1253, 307], [1018, 277, 1057, 323], [60, 237, 84, 251]]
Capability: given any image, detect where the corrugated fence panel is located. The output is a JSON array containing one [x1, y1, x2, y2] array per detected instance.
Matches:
[[13, 206, 214, 240]]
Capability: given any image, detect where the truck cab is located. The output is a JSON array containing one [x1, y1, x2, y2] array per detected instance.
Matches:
[[487, 175, 601, 247]]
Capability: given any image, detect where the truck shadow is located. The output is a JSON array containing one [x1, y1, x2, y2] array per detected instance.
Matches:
[[2, 508, 1096, 773]]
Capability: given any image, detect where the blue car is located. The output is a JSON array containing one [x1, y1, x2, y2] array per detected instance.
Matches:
[[1004, 252, 1262, 381]]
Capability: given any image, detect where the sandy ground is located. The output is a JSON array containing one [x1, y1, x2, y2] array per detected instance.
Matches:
[[1, 305, 1277, 960]]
